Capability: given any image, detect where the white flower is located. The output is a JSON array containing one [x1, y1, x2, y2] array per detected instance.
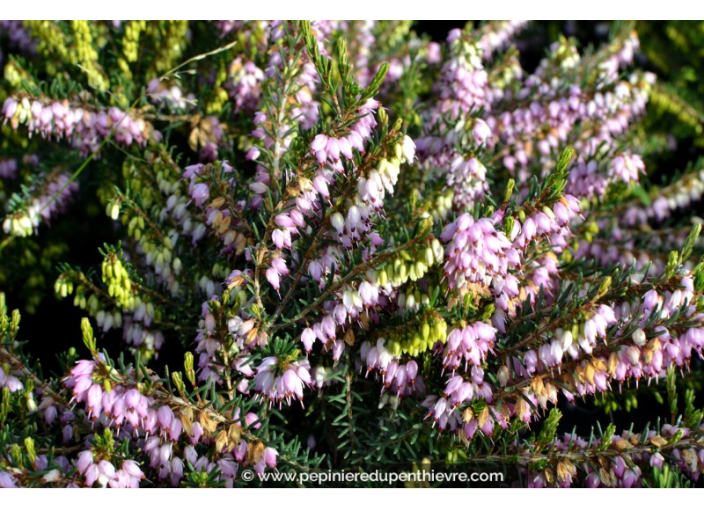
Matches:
[[401, 135, 416, 163]]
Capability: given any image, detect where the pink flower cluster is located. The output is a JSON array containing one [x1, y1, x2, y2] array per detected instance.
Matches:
[[183, 161, 247, 254], [65, 357, 277, 486], [310, 99, 379, 167], [0, 366, 24, 392], [146, 79, 194, 111], [523, 423, 704, 487], [478, 21, 528, 59], [3, 172, 79, 237], [0, 158, 17, 179], [360, 339, 425, 397], [253, 356, 312, 406], [261, 99, 383, 296], [441, 213, 520, 293], [2, 97, 155, 155], [445, 156, 489, 209], [423, 365, 496, 432], [442, 321, 497, 371], [0, 20, 36, 54], [76, 451, 144, 488], [622, 169, 704, 227], [226, 57, 265, 114]]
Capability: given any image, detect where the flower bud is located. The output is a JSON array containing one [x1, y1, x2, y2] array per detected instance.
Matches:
[[331, 212, 345, 233], [632, 328, 646, 347]]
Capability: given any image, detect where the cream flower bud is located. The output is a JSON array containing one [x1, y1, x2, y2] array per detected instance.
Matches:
[[558, 328, 573, 350], [432, 239, 444, 263], [347, 205, 361, 227], [401, 135, 416, 163], [109, 202, 120, 220], [632, 328, 646, 347], [331, 212, 345, 233], [497, 365, 510, 387]]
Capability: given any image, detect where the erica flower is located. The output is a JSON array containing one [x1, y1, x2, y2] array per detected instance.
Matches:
[[254, 356, 312, 406]]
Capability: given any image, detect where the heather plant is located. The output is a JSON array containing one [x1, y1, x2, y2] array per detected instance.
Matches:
[[2, 20, 704, 488]]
